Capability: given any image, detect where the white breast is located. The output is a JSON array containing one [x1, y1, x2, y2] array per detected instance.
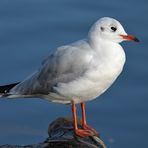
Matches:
[[76, 42, 125, 103]]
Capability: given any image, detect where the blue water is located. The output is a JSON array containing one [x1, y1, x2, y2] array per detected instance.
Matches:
[[0, 0, 147, 147]]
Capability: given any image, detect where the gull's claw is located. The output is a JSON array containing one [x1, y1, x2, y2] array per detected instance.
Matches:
[[74, 129, 94, 138], [83, 124, 99, 136]]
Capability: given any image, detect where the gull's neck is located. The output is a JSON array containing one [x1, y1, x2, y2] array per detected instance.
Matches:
[[88, 34, 118, 52], [88, 33, 126, 64]]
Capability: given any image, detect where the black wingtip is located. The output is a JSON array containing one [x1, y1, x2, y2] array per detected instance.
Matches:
[[0, 82, 20, 94]]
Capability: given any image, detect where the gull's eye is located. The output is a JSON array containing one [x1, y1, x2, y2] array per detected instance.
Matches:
[[111, 26, 117, 32]]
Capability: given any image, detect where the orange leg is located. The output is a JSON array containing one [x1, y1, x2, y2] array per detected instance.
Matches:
[[72, 101, 94, 137], [81, 102, 99, 136]]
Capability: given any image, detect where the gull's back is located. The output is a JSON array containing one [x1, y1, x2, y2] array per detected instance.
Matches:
[[9, 39, 93, 99]]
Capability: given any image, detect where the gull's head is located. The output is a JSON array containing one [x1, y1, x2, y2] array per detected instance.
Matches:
[[88, 17, 139, 43]]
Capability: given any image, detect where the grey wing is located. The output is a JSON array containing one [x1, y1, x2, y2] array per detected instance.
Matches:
[[10, 40, 93, 96]]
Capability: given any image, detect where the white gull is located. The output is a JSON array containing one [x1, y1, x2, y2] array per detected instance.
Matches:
[[0, 17, 139, 137]]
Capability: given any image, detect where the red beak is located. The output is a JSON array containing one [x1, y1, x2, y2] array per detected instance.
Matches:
[[120, 35, 139, 42]]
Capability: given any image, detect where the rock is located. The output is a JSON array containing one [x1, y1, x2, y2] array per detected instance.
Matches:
[[0, 117, 106, 148]]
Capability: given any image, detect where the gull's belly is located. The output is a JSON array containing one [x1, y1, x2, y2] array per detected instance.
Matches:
[[75, 67, 123, 103]]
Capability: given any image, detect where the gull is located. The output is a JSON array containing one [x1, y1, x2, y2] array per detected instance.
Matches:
[[0, 17, 139, 137]]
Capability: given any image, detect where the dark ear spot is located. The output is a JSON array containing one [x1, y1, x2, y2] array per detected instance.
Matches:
[[100, 27, 104, 31]]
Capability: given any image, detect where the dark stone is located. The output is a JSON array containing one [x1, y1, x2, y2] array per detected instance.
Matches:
[[0, 117, 106, 148]]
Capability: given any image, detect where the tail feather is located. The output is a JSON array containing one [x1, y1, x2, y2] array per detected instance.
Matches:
[[0, 82, 20, 95]]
